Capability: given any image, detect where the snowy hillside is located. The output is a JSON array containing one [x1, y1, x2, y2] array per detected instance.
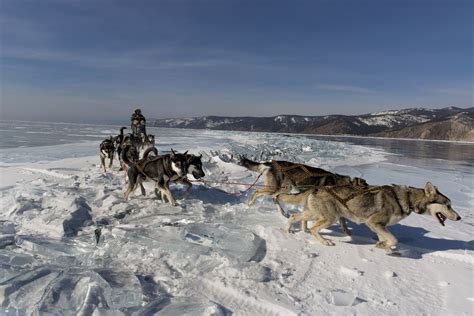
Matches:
[[149, 107, 474, 141], [0, 126, 473, 315]]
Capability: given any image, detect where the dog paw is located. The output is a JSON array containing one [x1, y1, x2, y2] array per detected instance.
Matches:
[[320, 239, 335, 246]]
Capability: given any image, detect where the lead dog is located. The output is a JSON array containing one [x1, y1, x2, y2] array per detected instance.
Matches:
[[122, 148, 189, 205], [99, 137, 115, 172], [287, 182, 461, 253]]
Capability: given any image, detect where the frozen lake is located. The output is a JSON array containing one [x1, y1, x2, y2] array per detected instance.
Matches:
[[1, 120, 473, 166], [0, 121, 473, 315]]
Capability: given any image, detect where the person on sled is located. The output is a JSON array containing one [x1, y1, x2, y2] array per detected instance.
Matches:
[[130, 108, 147, 137]]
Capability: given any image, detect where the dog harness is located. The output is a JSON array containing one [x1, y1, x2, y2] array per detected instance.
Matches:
[[133, 155, 186, 184], [320, 185, 407, 218]]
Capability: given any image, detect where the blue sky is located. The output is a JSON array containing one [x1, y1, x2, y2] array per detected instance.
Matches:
[[1, 0, 472, 122]]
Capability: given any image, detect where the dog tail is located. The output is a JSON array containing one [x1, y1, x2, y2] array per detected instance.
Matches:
[[122, 145, 134, 167], [275, 189, 315, 205], [238, 156, 269, 173], [120, 126, 127, 135], [143, 147, 158, 159]]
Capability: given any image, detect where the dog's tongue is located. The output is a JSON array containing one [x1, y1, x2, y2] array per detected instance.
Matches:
[[436, 212, 446, 226]]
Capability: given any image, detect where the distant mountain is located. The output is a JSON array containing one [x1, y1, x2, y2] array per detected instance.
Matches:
[[374, 111, 474, 141], [149, 107, 474, 141]]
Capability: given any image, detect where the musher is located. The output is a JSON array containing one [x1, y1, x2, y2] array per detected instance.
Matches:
[[130, 108, 147, 136]]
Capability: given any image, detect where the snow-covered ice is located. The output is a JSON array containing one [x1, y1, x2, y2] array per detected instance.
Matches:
[[0, 123, 473, 315]]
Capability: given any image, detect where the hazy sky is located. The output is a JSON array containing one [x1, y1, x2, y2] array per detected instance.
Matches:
[[1, 0, 472, 122]]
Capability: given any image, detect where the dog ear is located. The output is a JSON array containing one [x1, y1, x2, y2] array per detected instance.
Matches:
[[199, 154, 203, 159], [184, 150, 188, 155], [424, 182, 437, 198], [171, 148, 176, 156]]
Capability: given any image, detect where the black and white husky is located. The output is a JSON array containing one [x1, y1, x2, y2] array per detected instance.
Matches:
[[100, 137, 115, 172], [122, 148, 205, 205]]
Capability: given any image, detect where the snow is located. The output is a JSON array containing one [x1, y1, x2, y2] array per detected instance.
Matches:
[[274, 115, 286, 122], [205, 118, 241, 128], [0, 124, 473, 315], [359, 114, 430, 128]]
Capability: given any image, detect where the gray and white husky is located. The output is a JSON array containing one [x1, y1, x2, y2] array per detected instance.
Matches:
[[285, 182, 461, 253]]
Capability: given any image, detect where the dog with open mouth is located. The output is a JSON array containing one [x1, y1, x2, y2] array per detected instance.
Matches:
[[286, 182, 461, 253], [122, 148, 195, 206], [127, 149, 206, 201]]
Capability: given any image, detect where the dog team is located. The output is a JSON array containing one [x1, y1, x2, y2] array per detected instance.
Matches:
[[100, 127, 461, 254]]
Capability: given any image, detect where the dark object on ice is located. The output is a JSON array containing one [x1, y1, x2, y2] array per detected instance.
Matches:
[[94, 227, 102, 245]]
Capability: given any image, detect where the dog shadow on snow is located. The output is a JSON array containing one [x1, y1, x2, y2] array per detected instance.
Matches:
[[342, 223, 473, 259], [174, 184, 246, 205], [285, 208, 473, 259]]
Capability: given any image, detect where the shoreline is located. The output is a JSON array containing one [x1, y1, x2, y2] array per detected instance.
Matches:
[[2, 120, 472, 144]]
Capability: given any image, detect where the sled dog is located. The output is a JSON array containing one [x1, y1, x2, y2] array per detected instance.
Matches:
[[239, 156, 367, 217], [119, 134, 140, 171], [286, 182, 461, 253], [114, 127, 127, 159], [99, 137, 115, 172], [122, 148, 191, 205], [134, 151, 205, 200]]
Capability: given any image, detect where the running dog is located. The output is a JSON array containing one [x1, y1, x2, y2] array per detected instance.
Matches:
[[239, 156, 367, 218], [128, 150, 205, 201], [122, 145, 161, 196], [286, 182, 461, 253], [99, 137, 115, 172], [122, 148, 190, 206], [120, 142, 140, 174], [118, 134, 140, 171], [167, 152, 206, 199], [114, 127, 127, 160]]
